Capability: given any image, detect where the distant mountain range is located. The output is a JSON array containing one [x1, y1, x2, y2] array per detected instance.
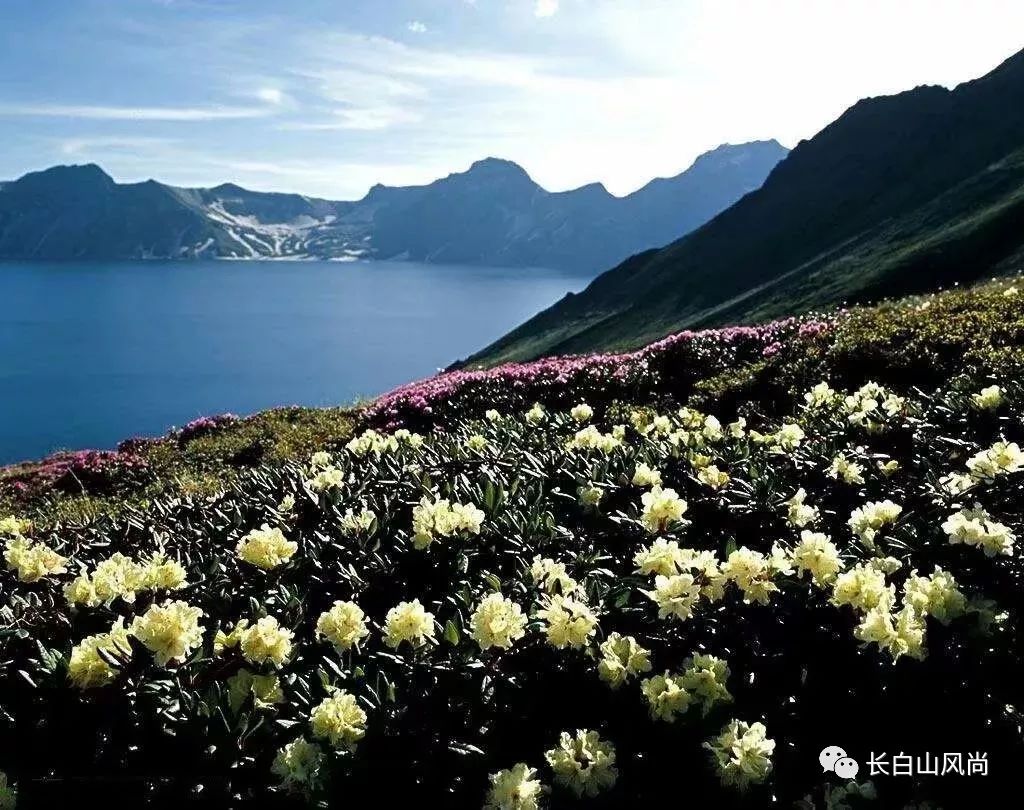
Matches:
[[0, 140, 787, 273], [471, 48, 1024, 365]]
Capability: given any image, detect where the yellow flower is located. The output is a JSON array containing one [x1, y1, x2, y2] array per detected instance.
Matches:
[[804, 381, 838, 409], [697, 465, 730, 489], [140, 552, 188, 591], [544, 730, 617, 798], [902, 567, 966, 625], [785, 488, 818, 528], [130, 600, 204, 666], [236, 524, 297, 570], [721, 548, 781, 605], [272, 738, 324, 794], [485, 409, 502, 422], [68, 618, 133, 689], [680, 654, 733, 715], [525, 403, 547, 425], [536, 594, 598, 649], [3, 536, 67, 583], [790, 531, 844, 586], [239, 616, 294, 666], [228, 669, 284, 712], [570, 403, 594, 423], [774, 423, 805, 451], [631, 462, 662, 488], [971, 384, 1004, 411], [339, 507, 376, 535], [577, 484, 603, 507], [470, 593, 527, 650], [214, 619, 250, 655], [411, 496, 484, 550], [597, 632, 651, 689], [346, 429, 398, 457], [0, 516, 31, 537], [848, 500, 902, 546], [567, 425, 620, 453], [639, 487, 688, 533], [316, 601, 370, 651], [641, 671, 692, 722], [383, 599, 436, 649], [828, 454, 865, 485], [832, 563, 892, 613], [484, 763, 545, 810], [642, 573, 701, 621], [64, 573, 99, 607], [306, 466, 345, 493], [966, 440, 1024, 480], [310, 690, 367, 751], [942, 506, 1015, 557], [466, 433, 489, 452], [705, 720, 775, 790], [529, 556, 577, 594], [633, 538, 685, 577]]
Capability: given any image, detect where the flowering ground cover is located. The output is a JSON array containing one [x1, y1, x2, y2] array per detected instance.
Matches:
[[2, 366, 1023, 807]]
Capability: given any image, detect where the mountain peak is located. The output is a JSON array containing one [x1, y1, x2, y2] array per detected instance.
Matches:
[[465, 157, 532, 181], [689, 140, 789, 172]]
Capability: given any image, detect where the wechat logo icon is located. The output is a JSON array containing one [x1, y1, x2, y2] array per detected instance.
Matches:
[[820, 746, 860, 779]]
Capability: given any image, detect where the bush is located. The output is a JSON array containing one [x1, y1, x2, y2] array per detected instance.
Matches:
[[2, 378, 1022, 808]]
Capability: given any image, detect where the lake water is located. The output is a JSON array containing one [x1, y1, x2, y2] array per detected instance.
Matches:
[[0, 260, 586, 464]]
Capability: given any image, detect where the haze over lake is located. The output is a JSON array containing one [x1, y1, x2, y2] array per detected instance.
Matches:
[[0, 260, 585, 464]]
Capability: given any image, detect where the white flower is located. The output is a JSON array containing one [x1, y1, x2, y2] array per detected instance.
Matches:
[[316, 601, 370, 651], [903, 567, 966, 625], [485, 408, 502, 422], [641, 671, 693, 722], [466, 433, 489, 452], [721, 548, 783, 605], [272, 738, 324, 794], [633, 538, 686, 577], [832, 563, 892, 613], [411, 495, 484, 550]]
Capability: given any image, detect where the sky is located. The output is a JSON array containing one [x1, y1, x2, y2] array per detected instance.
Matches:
[[1, 0, 1023, 200]]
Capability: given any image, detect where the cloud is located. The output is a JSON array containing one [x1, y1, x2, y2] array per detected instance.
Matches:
[[534, 0, 559, 18], [407, 21, 428, 34], [0, 103, 275, 121], [255, 87, 286, 105], [280, 105, 422, 132]]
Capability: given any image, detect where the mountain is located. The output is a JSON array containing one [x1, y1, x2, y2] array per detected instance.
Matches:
[[470, 48, 1024, 365], [0, 140, 787, 272]]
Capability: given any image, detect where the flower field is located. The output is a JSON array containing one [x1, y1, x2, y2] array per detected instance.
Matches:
[[1, 279, 1024, 808], [3, 361, 1024, 807]]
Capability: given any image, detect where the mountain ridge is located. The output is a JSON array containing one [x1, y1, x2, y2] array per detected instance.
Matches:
[[0, 140, 788, 272], [467, 48, 1024, 365]]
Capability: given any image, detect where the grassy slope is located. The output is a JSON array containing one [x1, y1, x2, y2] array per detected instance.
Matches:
[[3, 277, 1021, 527]]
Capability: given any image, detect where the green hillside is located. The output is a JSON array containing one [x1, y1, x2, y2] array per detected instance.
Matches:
[[468, 49, 1024, 367]]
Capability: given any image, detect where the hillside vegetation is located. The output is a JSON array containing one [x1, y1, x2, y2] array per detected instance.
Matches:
[[469, 48, 1024, 365], [1, 278, 1022, 808]]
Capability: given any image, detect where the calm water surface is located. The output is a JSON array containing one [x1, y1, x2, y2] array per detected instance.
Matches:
[[0, 260, 586, 463]]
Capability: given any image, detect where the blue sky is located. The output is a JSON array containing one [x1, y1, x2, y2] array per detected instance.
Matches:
[[1, 0, 1023, 199]]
